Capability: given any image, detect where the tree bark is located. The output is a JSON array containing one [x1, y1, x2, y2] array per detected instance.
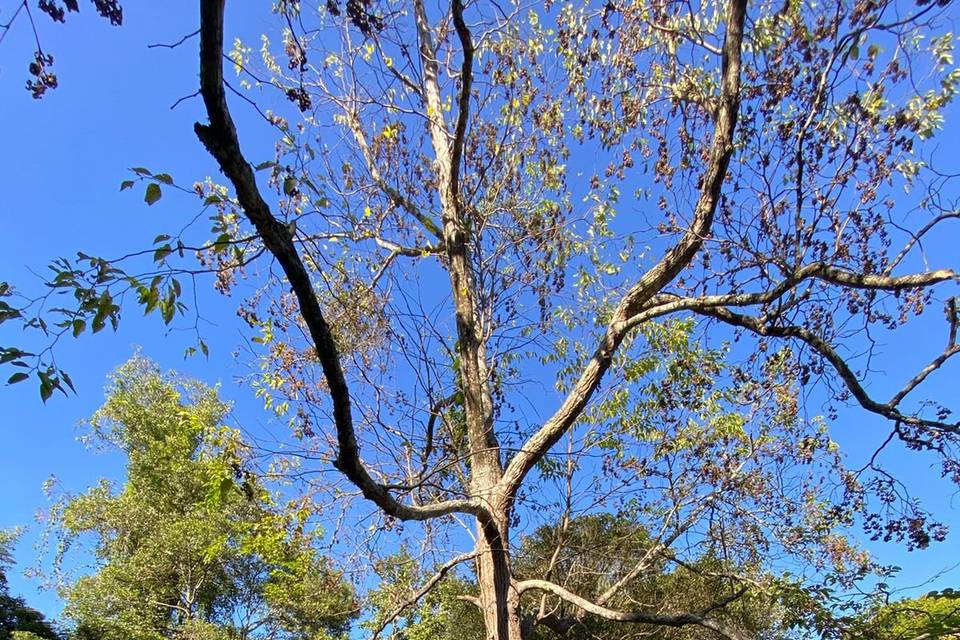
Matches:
[[475, 506, 523, 640]]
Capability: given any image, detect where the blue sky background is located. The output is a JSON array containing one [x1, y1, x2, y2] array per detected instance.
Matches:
[[1, 0, 958, 624], [0, 1, 291, 615]]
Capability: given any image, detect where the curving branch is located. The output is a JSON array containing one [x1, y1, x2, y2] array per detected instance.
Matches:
[[194, 0, 489, 524], [624, 264, 957, 329], [450, 0, 474, 201], [516, 579, 750, 640], [695, 306, 960, 436], [885, 211, 960, 275], [500, 0, 748, 498]]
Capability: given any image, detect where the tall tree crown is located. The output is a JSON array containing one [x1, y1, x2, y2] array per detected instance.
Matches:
[[2, 0, 959, 637]]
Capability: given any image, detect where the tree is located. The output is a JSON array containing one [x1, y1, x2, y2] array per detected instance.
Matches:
[[365, 514, 782, 640], [0, 530, 60, 640], [42, 356, 356, 640], [3, 0, 960, 638], [511, 514, 780, 640], [849, 589, 960, 640]]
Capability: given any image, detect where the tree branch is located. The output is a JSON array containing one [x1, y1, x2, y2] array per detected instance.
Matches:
[[625, 264, 956, 328], [371, 551, 479, 640], [194, 0, 488, 524], [696, 306, 960, 436], [517, 579, 750, 640], [449, 0, 473, 201], [345, 107, 445, 239], [500, 0, 748, 498]]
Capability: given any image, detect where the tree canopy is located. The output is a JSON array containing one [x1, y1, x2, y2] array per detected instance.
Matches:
[[2, 0, 960, 638], [851, 589, 960, 640], [42, 356, 356, 640]]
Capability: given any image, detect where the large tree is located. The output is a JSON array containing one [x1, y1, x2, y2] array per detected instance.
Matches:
[[42, 356, 356, 640], [364, 514, 781, 640], [3, 0, 960, 638]]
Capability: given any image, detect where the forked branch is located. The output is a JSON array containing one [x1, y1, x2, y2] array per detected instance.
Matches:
[[697, 306, 960, 436], [194, 0, 489, 524], [501, 0, 748, 498], [371, 551, 479, 640]]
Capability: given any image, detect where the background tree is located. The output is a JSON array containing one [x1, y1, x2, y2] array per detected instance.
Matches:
[[849, 589, 960, 640], [42, 356, 356, 640], [0, 530, 59, 640], [511, 514, 779, 640], [3, 0, 960, 638], [365, 513, 782, 640]]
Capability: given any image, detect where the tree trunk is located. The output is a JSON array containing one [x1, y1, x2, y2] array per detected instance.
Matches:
[[476, 512, 524, 640]]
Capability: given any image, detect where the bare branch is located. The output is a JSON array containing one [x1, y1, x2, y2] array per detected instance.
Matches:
[[696, 306, 960, 436], [517, 579, 750, 640], [345, 107, 444, 239], [449, 0, 474, 201], [886, 212, 960, 275], [625, 264, 957, 328], [148, 29, 200, 49]]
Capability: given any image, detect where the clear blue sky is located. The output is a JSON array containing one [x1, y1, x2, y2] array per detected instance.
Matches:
[[1, 0, 958, 623]]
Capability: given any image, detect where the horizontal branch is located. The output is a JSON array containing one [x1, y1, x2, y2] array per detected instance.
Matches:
[[697, 306, 960, 436], [627, 264, 957, 328], [517, 579, 749, 640]]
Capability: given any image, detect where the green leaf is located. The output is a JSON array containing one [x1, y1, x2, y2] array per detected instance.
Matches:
[[283, 177, 297, 196], [154, 173, 174, 185], [141, 287, 159, 314], [153, 244, 173, 263], [0, 349, 24, 364], [145, 183, 162, 206], [255, 160, 277, 171], [61, 370, 76, 393], [120, 180, 135, 191], [161, 294, 175, 325], [131, 167, 151, 175], [38, 371, 54, 402], [7, 372, 29, 385], [213, 233, 231, 253], [72, 318, 86, 337]]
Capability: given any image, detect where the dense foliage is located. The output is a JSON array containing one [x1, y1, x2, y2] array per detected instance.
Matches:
[[42, 357, 356, 640]]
